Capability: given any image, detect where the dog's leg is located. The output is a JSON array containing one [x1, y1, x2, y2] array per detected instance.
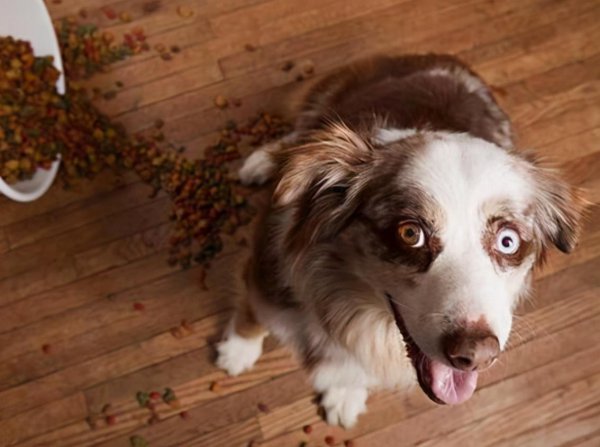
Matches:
[[238, 131, 300, 185], [216, 296, 268, 376], [311, 359, 370, 428]]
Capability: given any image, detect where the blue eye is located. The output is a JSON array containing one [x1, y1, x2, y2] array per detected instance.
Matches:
[[496, 228, 520, 255]]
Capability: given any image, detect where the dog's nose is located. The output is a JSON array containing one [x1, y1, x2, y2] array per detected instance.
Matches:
[[443, 329, 500, 371]]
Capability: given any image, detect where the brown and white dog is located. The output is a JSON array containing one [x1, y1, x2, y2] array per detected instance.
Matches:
[[215, 55, 585, 427]]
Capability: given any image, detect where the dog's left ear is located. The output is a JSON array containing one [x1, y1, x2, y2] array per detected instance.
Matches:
[[273, 123, 374, 249], [531, 164, 587, 254]]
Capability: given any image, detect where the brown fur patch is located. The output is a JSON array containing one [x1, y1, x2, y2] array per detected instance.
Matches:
[[294, 54, 513, 149]]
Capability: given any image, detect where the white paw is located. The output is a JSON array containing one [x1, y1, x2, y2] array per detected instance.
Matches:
[[321, 388, 368, 428], [238, 147, 276, 185], [216, 332, 264, 376]]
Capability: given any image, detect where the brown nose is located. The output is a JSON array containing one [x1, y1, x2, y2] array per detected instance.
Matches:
[[443, 329, 500, 371]]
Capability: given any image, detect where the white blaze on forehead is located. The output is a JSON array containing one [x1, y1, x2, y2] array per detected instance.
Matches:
[[404, 133, 536, 346], [407, 133, 533, 230]]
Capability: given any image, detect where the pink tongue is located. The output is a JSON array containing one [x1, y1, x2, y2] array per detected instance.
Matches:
[[428, 359, 478, 405]]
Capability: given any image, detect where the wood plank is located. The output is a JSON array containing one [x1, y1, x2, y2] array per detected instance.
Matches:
[[0, 393, 86, 447], [490, 402, 600, 447], [0, 250, 173, 335], [260, 312, 600, 446], [353, 338, 600, 447], [0, 197, 170, 281], [4, 181, 160, 250]]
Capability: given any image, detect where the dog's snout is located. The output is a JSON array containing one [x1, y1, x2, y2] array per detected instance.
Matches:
[[443, 329, 500, 371]]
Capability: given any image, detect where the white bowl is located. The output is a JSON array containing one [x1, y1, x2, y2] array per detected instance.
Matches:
[[0, 0, 64, 202]]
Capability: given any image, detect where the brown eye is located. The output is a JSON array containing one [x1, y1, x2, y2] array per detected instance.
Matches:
[[398, 222, 425, 247]]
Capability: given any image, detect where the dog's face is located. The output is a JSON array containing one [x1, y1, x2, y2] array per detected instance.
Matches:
[[274, 125, 585, 405]]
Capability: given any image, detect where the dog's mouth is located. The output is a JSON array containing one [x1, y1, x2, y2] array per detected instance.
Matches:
[[386, 293, 478, 405]]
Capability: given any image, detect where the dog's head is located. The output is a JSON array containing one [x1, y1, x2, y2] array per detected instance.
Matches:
[[273, 123, 586, 404]]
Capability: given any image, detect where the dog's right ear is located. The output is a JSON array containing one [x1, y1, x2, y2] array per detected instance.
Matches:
[[272, 123, 375, 250], [273, 123, 374, 207]]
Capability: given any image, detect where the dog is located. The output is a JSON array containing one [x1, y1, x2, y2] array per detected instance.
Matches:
[[215, 54, 585, 428]]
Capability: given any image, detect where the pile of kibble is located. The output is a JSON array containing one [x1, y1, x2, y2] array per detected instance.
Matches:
[[0, 16, 291, 268]]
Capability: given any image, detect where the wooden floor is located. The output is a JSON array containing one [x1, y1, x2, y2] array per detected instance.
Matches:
[[1, 0, 599, 446]]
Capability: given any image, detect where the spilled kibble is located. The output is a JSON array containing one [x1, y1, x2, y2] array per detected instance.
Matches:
[[325, 435, 335, 446], [214, 95, 228, 109], [101, 7, 118, 20], [302, 425, 313, 434], [143, 1, 161, 13], [105, 414, 117, 426], [257, 402, 270, 413], [302, 61, 315, 75], [280, 60, 295, 72], [136, 391, 150, 407], [41, 344, 52, 354], [244, 43, 257, 52], [1, 25, 291, 271], [344, 440, 356, 447], [120, 12, 133, 23], [179, 410, 190, 420], [177, 5, 194, 18], [133, 302, 145, 311], [130, 435, 149, 447], [162, 387, 177, 404]]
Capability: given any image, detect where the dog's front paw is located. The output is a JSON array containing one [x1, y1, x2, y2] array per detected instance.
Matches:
[[238, 147, 276, 185], [215, 332, 264, 376], [321, 387, 368, 428]]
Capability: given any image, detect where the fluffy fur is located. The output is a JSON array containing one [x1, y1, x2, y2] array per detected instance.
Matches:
[[215, 54, 585, 427]]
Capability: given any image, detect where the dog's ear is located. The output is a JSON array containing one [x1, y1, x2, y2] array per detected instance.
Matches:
[[530, 162, 588, 254], [273, 123, 374, 250]]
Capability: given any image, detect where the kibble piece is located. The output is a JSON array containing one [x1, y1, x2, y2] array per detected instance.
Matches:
[[105, 414, 117, 425], [102, 7, 118, 20], [133, 302, 145, 311], [179, 410, 190, 420], [344, 440, 356, 447], [163, 387, 177, 404], [302, 62, 315, 75], [136, 391, 150, 407], [171, 45, 181, 53], [177, 5, 194, 18], [143, 1, 160, 13], [244, 43, 256, 52], [302, 425, 313, 434], [120, 12, 133, 23], [130, 435, 149, 447], [325, 435, 335, 446], [280, 60, 295, 72], [214, 95, 228, 109], [257, 402, 270, 413], [42, 344, 52, 354]]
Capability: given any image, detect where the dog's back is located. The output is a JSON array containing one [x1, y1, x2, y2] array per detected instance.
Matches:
[[295, 55, 513, 150]]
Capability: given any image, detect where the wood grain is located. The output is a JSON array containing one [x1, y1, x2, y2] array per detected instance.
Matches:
[[1, 0, 598, 446]]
